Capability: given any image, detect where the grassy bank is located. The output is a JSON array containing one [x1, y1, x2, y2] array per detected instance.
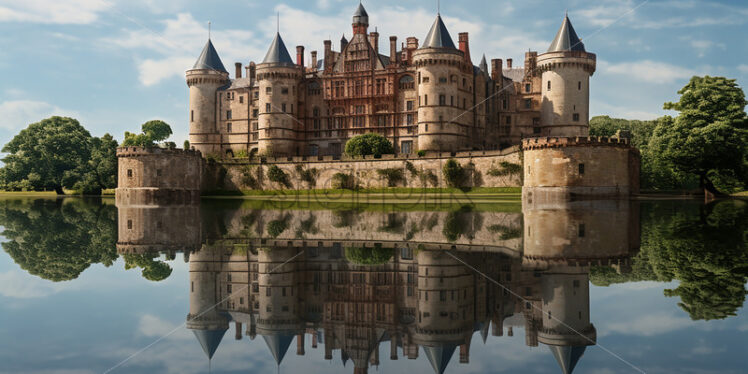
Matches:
[[203, 186, 521, 197]]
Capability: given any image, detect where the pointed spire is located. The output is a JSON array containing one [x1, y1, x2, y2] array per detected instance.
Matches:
[[479, 54, 488, 74], [549, 345, 587, 374], [353, 2, 369, 25], [421, 14, 456, 49], [423, 345, 457, 374], [192, 39, 228, 72], [262, 32, 295, 66], [548, 13, 585, 52], [262, 333, 295, 365], [192, 329, 227, 359]]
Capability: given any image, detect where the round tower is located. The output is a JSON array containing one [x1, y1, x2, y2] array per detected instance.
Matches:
[[186, 246, 229, 360], [537, 14, 596, 137], [413, 14, 472, 152], [257, 32, 302, 157], [186, 39, 229, 156]]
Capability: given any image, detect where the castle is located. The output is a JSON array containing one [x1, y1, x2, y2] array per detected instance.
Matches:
[[186, 4, 596, 157]]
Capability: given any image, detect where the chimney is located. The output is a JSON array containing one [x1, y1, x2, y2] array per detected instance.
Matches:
[[234, 62, 242, 79], [459, 343, 469, 364], [369, 30, 379, 55], [249, 62, 256, 81], [525, 51, 538, 74], [234, 322, 243, 340], [296, 46, 305, 67], [507, 326, 514, 337], [389, 36, 397, 64], [406, 37, 418, 49], [491, 59, 503, 82], [491, 316, 504, 336], [390, 333, 398, 360], [324, 40, 332, 70], [458, 32, 471, 63], [312, 333, 318, 348], [311, 51, 318, 70], [507, 58, 513, 68], [297, 333, 305, 355]]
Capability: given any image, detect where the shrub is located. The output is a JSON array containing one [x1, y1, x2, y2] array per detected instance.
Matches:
[[417, 150, 427, 157], [267, 218, 289, 238], [405, 161, 418, 177], [235, 149, 249, 158], [183, 140, 190, 150], [420, 170, 439, 187], [344, 133, 394, 157], [241, 165, 260, 189], [267, 165, 291, 189], [442, 159, 466, 187], [345, 244, 394, 265], [332, 172, 355, 190], [487, 161, 522, 177], [295, 165, 318, 188], [487, 224, 523, 240], [377, 168, 405, 187]]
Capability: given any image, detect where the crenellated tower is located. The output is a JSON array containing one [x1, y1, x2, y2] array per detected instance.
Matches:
[[186, 39, 230, 156], [537, 14, 596, 137], [413, 14, 473, 152], [257, 32, 303, 157]]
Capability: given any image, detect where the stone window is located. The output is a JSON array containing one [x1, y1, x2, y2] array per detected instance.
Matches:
[[424, 95, 428, 106], [190, 110, 194, 122], [578, 81, 582, 90], [156, 169, 162, 177], [282, 103, 287, 112], [239, 95, 244, 104], [227, 123, 232, 133], [425, 124, 428, 132], [502, 99, 507, 110], [573, 113, 580, 121], [547, 81, 551, 90], [401, 141, 413, 154], [226, 110, 232, 120], [525, 83, 531, 93], [439, 95, 446, 105], [524, 98, 532, 109], [439, 77, 447, 83], [579, 163, 585, 175], [578, 223, 585, 237], [422, 76, 430, 83], [254, 91, 259, 99], [266, 103, 271, 112], [399, 75, 414, 90], [127, 169, 133, 178], [406, 114, 414, 125], [127, 220, 132, 229], [505, 116, 511, 125], [573, 280, 580, 288], [451, 75, 458, 82], [252, 109, 258, 118], [462, 78, 466, 87], [281, 87, 288, 95], [406, 100, 414, 111], [450, 96, 454, 106], [266, 87, 272, 94]]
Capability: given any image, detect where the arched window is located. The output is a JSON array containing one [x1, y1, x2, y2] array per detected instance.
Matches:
[[399, 75, 415, 89]]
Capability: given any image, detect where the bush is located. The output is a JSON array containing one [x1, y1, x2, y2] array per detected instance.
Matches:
[[487, 224, 522, 240], [183, 140, 190, 150], [345, 244, 394, 265], [420, 170, 439, 187], [487, 161, 522, 177], [344, 133, 394, 157], [405, 161, 418, 177], [377, 168, 405, 187], [332, 172, 355, 190], [235, 149, 249, 158], [295, 165, 318, 188], [267, 165, 291, 189], [241, 165, 260, 189], [442, 159, 466, 187], [267, 218, 288, 238], [417, 150, 427, 157]]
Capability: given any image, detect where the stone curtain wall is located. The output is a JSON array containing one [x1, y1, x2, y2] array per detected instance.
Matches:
[[205, 147, 522, 191], [116, 147, 204, 205]]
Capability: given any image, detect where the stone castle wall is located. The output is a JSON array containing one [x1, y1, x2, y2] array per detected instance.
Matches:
[[116, 147, 204, 205], [204, 147, 523, 191], [522, 136, 640, 199]]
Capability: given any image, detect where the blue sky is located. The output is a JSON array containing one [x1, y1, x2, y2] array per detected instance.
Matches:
[[0, 0, 746, 146]]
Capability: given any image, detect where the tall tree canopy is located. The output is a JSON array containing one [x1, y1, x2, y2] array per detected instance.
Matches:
[[0, 198, 118, 282], [122, 120, 174, 148], [0, 117, 118, 194], [649, 76, 747, 194]]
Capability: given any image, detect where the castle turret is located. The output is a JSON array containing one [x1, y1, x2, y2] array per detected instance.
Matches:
[[414, 14, 472, 152], [352, 2, 369, 35], [186, 248, 229, 361], [537, 14, 596, 137], [257, 33, 302, 156], [186, 39, 229, 156]]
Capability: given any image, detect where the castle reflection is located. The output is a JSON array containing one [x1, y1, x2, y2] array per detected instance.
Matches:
[[116, 199, 639, 374]]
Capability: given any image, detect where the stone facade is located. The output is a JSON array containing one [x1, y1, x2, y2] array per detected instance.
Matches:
[[522, 136, 640, 199], [186, 4, 594, 158]]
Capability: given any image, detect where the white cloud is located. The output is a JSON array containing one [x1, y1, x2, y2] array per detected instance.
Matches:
[[738, 64, 748, 74], [602, 312, 692, 336], [0, 0, 111, 24], [138, 57, 195, 87], [689, 39, 726, 58], [577, 0, 748, 30], [0, 100, 79, 130], [602, 60, 697, 84], [0, 270, 72, 298], [137, 314, 192, 340]]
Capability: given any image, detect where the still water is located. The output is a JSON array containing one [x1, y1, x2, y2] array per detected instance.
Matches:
[[0, 197, 746, 374]]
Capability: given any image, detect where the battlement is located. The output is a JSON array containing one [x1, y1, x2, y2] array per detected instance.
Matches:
[[522, 136, 630, 150], [116, 146, 203, 158]]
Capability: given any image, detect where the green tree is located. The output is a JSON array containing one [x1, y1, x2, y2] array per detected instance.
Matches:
[[344, 133, 394, 157], [1, 117, 93, 194], [122, 120, 174, 147], [442, 159, 466, 188], [73, 134, 119, 195], [123, 254, 173, 282], [345, 244, 394, 265], [0, 198, 118, 282], [649, 76, 747, 195]]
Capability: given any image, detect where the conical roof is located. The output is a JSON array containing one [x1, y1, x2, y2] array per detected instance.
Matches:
[[548, 14, 585, 52], [479, 54, 488, 74], [262, 32, 295, 66], [421, 14, 456, 49], [353, 3, 369, 25], [192, 39, 227, 72], [193, 329, 227, 359], [549, 345, 587, 374], [423, 344, 457, 374], [262, 333, 295, 365]]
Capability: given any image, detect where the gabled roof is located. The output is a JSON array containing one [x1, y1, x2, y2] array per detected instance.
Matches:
[[192, 39, 227, 72], [548, 14, 586, 52], [262, 333, 295, 365], [421, 14, 456, 49], [549, 345, 587, 374], [262, 32, 295, 66], [423, 344, 457, 374], [193, 329, 227, 359]]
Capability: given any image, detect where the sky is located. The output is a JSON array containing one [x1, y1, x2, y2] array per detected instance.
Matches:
[[0, 0, 746, 146]]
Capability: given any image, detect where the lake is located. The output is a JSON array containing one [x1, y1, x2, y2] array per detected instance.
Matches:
[[0, 197, 746, 374]]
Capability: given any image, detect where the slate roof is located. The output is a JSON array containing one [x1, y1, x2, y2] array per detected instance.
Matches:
[[549, 345, 587, 374], [423, 344, 457, 374], [262, 32, 295, 66], [548, 14, 586, 52], [421, 14, 456, 49], [479, 54, 488, 74], [503, 68, 526, 82], [192, 39, 227, 72], [192, 329, 227, 359], [262, 333, 295, 365]]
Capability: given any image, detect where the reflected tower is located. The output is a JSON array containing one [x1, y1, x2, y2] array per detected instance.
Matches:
[[186, 247, 229, 360]]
